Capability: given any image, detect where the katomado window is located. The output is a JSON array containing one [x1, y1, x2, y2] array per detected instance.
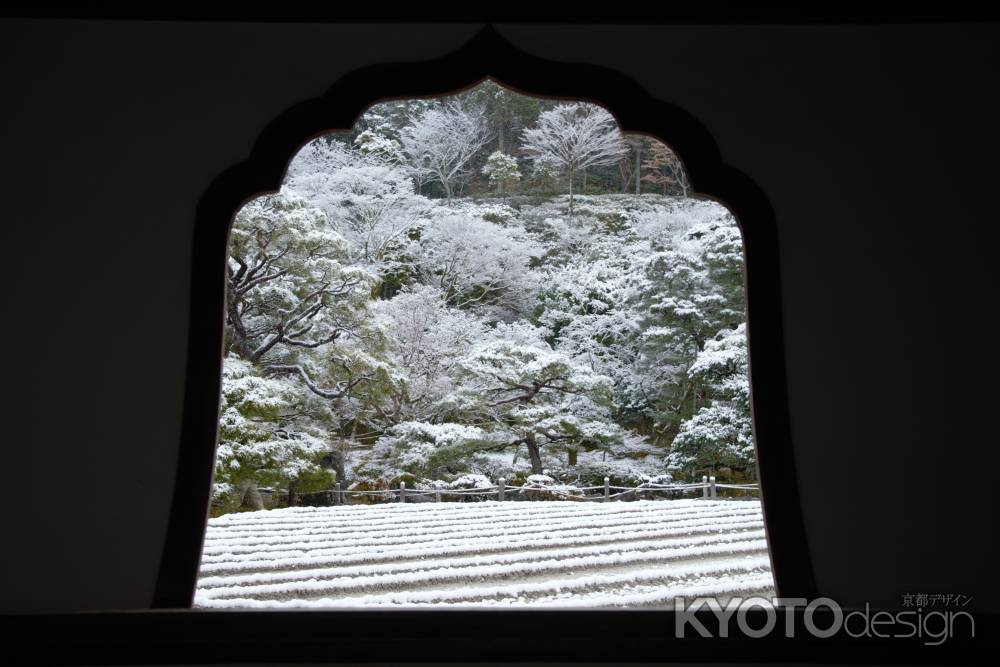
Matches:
[[194, 81, 773, 609]]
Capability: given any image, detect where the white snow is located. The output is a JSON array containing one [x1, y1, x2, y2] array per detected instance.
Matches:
[[196, 499, 773, 608]]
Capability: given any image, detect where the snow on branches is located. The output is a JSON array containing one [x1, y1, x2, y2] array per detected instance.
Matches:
[[521, 103, 628, 212], [481, 151, 521, 197], [409, 213, 542, 319], [215, 357, 334, 510], [400, 101, 493, 201], [214, 86, 755, 514]]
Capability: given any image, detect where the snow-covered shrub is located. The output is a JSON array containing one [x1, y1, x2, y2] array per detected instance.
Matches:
[[516, 474, 584, 501], [474, 202, 520, 225], [368, 421, 490, 480], [354, 129, 405, 165], [670, 404, 754, 473], [557, 459, 671, 489], [481, 151, 521, 197], [467, 450, 534, 483], [449, 473, 494, 489], [443, 473, 496, 502], [213, 357, 335, 513]]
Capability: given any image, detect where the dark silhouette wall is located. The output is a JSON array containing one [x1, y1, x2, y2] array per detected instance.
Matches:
[[0, 20, 996, 613]]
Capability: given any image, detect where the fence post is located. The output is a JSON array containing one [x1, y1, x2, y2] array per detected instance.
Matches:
[[498, 478, 506, 502], [604, 477, 610, 502], [435, 490, 441, 503], [399, 480, 406, 503], [709, 475, 717, 499], [335, 482, 342, 506], [702, 476, 708, 499]]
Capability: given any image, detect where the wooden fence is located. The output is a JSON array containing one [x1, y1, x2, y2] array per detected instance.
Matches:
[[303, 475, 759, 505]]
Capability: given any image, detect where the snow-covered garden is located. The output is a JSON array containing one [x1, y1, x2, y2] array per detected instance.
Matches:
[[203, 82, 767, 606], [196, 499, 773, 608], [213, 82, 753, 512]]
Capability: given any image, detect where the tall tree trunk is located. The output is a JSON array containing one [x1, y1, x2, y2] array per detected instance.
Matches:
[[526, 436, 543, 475], [568, 168, 575, 215], [635, 144, 642, 195], [332, 448, 346, 485]]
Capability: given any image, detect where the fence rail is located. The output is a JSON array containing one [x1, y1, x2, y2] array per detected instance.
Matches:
[[305, 475, 759, 505]]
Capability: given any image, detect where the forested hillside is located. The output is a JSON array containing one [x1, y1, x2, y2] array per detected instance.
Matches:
[[212, 82, 752, 514]]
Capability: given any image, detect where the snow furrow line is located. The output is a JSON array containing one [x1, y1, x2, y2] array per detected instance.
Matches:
[[207, 499, 723, 527], [201, 507, 763, 553], [206, 500, 745, 534], [206, 506, 759, 540], [199, 518, 764, 575], [198, 529, 767, 588], [195, 555, 773, 608]]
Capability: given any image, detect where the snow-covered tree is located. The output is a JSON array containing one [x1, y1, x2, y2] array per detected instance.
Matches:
[[369, 421, 493, 480], [641, 249, 721, 361], [536, 236, 649, 420], [481, 151, 521, 198], [690, 219, 746, 317], [465, 79, 545, 154], [450, 340, 623, 473], [687, 323, 752, 408], [521, 103, 628, 213], [356, 98, 435, 142], [371, 285, 488, 424], [225, 190, 374, 366], [224, 183, 393, 495], [670, 324, 754, 474], [409, 213, 541, 319], [637, 216, 747, 453], [214, 357, 334, 511], [213, 83, 755, 510], [354, 129, 405, 165], [284, 137, 356, 180], [285, 147, 430, 277], [400, 101, 494, 200]]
